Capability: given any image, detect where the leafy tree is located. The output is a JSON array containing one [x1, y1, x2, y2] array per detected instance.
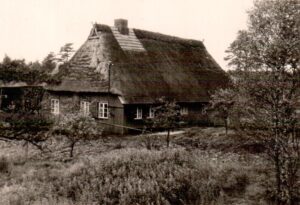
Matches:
[[28, 61, 42, 70], [0, 112, 52, 151], [53, 114, 103, 157], [148, 97, 181, 147], [41, 52, 56, 73], [206, 88, 236, 136], [0, 56, 50, 85], [225, 0, 300, 204], [2, 55, 11, 65], [58, 43, 75, 63]]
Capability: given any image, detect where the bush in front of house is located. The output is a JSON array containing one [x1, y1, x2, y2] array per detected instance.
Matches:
[[0, 112, 53, 152], [53, 113, 104, 157]]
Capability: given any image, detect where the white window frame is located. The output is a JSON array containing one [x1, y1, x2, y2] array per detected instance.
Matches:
[[80, 101, 90, 116], [98, 102, 109, 119], [180, 106, 188, 115], [135, 107, 143, 120], [148, 107, 154, 118], [51, 99, 59, 115]]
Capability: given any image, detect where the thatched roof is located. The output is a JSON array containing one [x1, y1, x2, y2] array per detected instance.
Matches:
[[0, 81, 28, 88], [46, 22, 229, 103], [0, 81, 45, 88]]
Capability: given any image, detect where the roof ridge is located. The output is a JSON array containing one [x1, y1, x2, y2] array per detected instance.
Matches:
[[49, 22, 229, 101], [94, 23, 204, 48]]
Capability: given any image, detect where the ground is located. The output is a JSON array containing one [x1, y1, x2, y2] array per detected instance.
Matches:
[[0, 127, 286, 205]]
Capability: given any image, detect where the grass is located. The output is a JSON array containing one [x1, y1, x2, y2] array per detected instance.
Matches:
[[0, 127, 278, 205], [174, 127, 266, 154]]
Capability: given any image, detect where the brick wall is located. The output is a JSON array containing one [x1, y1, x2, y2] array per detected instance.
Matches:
[[41, 91, 125, 134]]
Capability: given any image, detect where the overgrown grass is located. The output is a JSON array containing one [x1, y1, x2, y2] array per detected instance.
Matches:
[[0, 127, 276, 205], [174, 127, 266, 154]]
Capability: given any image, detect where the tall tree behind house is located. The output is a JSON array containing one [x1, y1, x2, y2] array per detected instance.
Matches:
[[225, 0, 300, 204]]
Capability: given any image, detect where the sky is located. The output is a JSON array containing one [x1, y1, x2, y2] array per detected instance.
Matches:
[[0, 0, 254, 70]]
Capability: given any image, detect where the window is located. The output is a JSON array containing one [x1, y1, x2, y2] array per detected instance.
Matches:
[[148, 107, 154, 118], [98, 102, 109, 119], [80, 101, 90, 116], [51, 99, 59, 115], [180, 106, 188, 115], [135, 107, 142, 119]]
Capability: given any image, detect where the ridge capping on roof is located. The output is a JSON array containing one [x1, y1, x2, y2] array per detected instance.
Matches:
[[93, 19, 205, 48]]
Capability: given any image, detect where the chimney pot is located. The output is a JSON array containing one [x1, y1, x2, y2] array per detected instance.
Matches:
[[114, 19, 129, 35]]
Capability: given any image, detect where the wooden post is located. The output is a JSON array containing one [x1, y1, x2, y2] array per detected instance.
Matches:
[[108, 61, 112, 93], [0, 88, 2, 110]]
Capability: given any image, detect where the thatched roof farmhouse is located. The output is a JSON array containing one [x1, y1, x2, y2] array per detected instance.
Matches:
[[43, 19, 230, 134]]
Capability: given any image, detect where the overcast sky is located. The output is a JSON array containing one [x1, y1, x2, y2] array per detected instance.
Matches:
[[0, 0, 254, 70]]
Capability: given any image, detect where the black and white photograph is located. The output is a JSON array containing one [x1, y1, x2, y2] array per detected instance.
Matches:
[[0, 0, 299, 204]]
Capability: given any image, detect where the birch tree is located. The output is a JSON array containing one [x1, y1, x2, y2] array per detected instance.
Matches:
[[225, 1, 300, 204]]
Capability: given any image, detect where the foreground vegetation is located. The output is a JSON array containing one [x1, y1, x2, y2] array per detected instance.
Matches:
[[1, 127, 294, 205]]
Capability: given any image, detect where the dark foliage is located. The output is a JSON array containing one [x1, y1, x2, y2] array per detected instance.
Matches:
[[0, 112, 53, 150], [225, 1, 300, 204], [0, 55, 55, 85], [146, 97, 181, 147]]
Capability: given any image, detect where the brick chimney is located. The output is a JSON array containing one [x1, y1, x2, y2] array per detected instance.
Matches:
[[114, 19, 129, 35]]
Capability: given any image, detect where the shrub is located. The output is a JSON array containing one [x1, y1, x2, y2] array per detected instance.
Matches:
[[30, 149, 250, 205], [220, 168, 249, 196], [0, 144, 269, 205], [139, 135, 162, 150], [0, 113, 53, 151], [53, 113, 104, 157]]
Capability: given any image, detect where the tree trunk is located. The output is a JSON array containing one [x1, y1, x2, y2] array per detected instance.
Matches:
[[167, 129, 170, 148], [25, 141, 29, 161], [278, 156, 293, 205], [274, 138, 293, 205], [70, 142, 76, 158], [224, 118, 228, 136], [274, 148, 282, 205]]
